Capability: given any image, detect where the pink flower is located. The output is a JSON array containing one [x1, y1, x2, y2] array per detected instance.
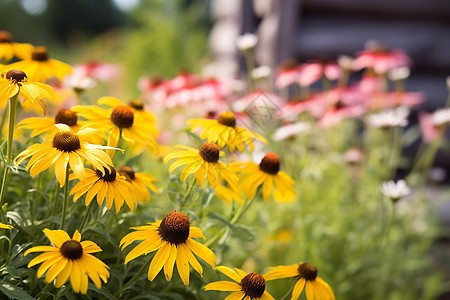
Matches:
[[419, 112, 439, 143], [275, 59, 299, 90], [365, 91, 424, 111], [297, 59, 342, 87], [73, 61, 120, 82], [353, 42, 411, 74], [318, 104, 365, 128], [232, 90, 284, 113]]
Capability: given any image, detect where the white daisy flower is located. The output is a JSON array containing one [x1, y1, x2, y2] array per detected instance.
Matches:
[[272, 122, 311, 141], [237, 33, 258, 51], [431, 108, 450, 126], [367, 106, 409, 128], [381, 180, 411, 201], [252, 65, 271, 80]]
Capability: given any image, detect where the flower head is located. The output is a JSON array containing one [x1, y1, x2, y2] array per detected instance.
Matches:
[[187, 111, 267, 152], [272, 122, 311, 141], [9, 46, 72, 82], [353, 41, 411, 74], [0, 69, 55, 111], [231, 152, 296, 203], [117, 166, 159, 203], [431, 108, 450, 127], [164, 143, 238, 188], [18, 108, 82, 137], [237, 33, 258, 51], [204, 266, 274, 300], [14, 124, 114, 187], [72, 97, 159, 156], [0, 30, 33, 61], [24, 229, 110, 294], [120, 211, 216, 285], [367, 106, 409, 128], [265, 262, 335, 300], [70, 166, 137, 212], [381, 180, 411, 202]]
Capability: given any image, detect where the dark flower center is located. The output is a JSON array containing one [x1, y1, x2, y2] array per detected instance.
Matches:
[[240, 272, 266, 298], [0, 31, 12, 43], [5, 70, 27, 83], [53, 132, 81, 152], [199, 143, 220, 163], [259, 152, 280, 175], [110, 105, 134, 128], [31, 46, 49, 61], [298, 263, 318, 281], [128, 99, 144, 111], [117, 166, 135, 181], [60, 240, 83, 260], [158, 211, 190, 245], [217, 111, 236, 127], [96, 166, 117, 182], [54, 109, 78, 127]]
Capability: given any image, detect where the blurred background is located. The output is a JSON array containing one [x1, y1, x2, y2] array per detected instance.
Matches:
[[1, 0, 449, 107], [1, 0, 450, 298]]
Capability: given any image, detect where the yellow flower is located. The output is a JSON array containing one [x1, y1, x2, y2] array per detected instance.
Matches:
[[187, 111, 267, 152], [231, 152, 296, 203], [0, 222, 13, 229], [0, 69, 55, 112], [214, 174, 243, 204], [265, 262, 335, 300], [164, 143, 237, 188], [70, 167, 137, 213], [18, 108, 82, 137], [72, 96, 159, 156], [0, 31, 33, 61], [204, 266, 275, 300], [117, 166, 159, 203], [14, 124, 114, 187], [9, 46, 72, 83], [24, 229, 110, 294], [120, 211, 216, 286]]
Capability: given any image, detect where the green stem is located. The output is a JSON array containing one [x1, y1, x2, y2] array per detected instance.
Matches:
[[116, 256, 152, 297], [205, 196, 257, 248], [243, 50, 255, 90], [0, 108, 7, 142], [179, 179, 196, 211], [60, 166, 70, 229], [0, 93, 18, 223], [51, 181, 60, 216], [79, 200, 95, 232]]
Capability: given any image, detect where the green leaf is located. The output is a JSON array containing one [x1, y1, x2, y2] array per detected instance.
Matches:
[[0, 279, 34, 300]]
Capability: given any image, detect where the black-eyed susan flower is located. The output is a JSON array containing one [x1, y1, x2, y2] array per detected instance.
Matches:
[[204, 266, 274, 300], [18, 108, 82, 137], [187, 111, 267, 152], [0, 30, 33, 61], [70, 166, 137, 213], [214, 174, 243, 204], [231, 152, 296, 203], [164, 143, 237, 188], [24, 229, 110, 294], [72, 97, 159, 155], [0, 69, 55, 111], [265, 262, 335, 300], [14, 124, 114, 187], [9, 46, 72, 83], [120, 211, 216, 286], [0, 222, 13, 229], [117, 166, 159, 203]]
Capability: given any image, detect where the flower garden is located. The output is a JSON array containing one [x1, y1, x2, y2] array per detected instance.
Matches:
[[0, 13, 448, 300]]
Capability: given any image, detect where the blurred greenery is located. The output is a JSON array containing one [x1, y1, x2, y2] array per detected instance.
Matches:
[[0, 0, 211, 97]]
